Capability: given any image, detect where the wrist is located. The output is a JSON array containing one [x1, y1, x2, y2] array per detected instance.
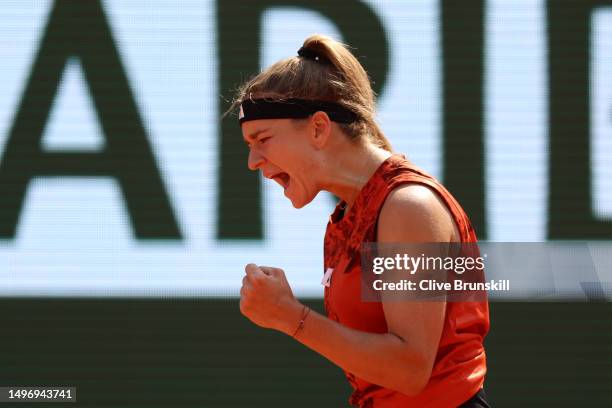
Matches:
[[278, 298, 305, 336], [291, 305, 311, 338]]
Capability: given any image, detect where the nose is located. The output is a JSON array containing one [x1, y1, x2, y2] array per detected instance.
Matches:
[[248, 148, 265, 171]]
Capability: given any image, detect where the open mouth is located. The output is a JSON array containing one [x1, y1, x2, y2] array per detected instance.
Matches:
[[271, 172, 290, 189]]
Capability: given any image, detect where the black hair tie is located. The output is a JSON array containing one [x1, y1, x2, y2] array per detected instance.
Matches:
[[297, 46, 327, 63]]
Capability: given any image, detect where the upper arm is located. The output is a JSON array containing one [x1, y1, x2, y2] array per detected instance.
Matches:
[[376, 184, 459, 381], [377, 183, 458, 243]]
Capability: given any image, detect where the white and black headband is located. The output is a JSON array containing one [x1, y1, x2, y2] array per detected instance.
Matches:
[[238, 98, 358, 125], [238, 47, 358, 125]]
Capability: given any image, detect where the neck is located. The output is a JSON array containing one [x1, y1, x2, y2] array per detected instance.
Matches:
[[320, 142, 392, 211]]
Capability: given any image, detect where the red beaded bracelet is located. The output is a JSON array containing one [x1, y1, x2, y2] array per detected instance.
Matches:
[[292, 305, 311, 338]]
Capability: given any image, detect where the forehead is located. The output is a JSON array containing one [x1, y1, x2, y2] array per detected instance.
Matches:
[[241, 118, 295, 139]]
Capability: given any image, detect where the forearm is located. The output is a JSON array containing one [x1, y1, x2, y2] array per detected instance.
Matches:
[[279, 301, 429, 395]]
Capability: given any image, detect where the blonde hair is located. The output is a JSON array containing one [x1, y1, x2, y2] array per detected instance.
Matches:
[[231, 34, 393, 152]]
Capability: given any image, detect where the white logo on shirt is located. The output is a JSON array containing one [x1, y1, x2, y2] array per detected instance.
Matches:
[[322, 268, 334, 287]]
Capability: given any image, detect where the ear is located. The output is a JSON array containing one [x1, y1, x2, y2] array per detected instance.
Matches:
[[309, 111, 332, 149]]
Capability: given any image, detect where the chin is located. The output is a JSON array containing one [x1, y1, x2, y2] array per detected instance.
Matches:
[[287, 190, 317, 209], [289, 197, 308, 209]]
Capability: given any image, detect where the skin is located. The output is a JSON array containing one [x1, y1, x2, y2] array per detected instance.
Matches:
[[239, 111, 460, 396]]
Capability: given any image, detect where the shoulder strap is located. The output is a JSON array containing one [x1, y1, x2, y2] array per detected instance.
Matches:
[[347, 156, 477, 250]]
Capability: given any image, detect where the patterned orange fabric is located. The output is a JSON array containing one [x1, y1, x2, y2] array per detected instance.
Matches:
[[324, 154, 489, 407]]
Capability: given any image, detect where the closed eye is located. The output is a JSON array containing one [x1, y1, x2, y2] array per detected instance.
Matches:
[[258, 136, 271, 144]]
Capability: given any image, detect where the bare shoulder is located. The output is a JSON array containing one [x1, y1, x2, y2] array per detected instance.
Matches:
[[377, 184, 459, 243]]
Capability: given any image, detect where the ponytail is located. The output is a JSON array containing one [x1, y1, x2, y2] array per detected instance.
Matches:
[[232, 34, 393, 152]]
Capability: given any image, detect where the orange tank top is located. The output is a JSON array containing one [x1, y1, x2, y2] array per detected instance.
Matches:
[[323, 154, 489, 407]]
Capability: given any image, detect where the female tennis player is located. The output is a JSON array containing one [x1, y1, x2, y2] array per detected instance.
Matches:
[[236, 34, 490, 408]]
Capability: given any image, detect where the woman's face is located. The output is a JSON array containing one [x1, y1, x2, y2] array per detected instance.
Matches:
[[242, 118, 321, 208]]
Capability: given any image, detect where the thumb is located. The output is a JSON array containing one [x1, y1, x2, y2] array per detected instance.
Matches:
[[245, 263, 265, 278], [259, 266, 284, 278]]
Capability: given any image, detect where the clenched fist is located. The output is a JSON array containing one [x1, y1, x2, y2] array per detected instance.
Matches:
[[239, 263, 303, 335]]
